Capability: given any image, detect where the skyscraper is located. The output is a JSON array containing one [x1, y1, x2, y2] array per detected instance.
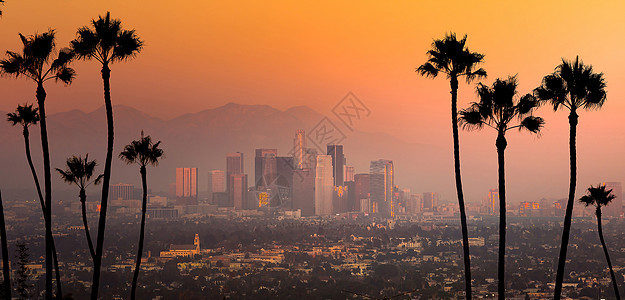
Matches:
[[344, 166, 355, 182], [315, 155, 334, 216], [354, 173, 370, 212], [603, 182, 622, 218], [293, 130, 306, 169], [422, 192, 438, 211], [229, 174, 248, 210], [176, 168, 198, 205], [255, 149, 278, 189], [293, 168, 315, 216], [370, 159, 394, 217], [207, 170, 226, 203], [226, 152, 244, 192], [327, 144, 345, 186], [110, 183, 134, 200], [276, 156, 295, 208]]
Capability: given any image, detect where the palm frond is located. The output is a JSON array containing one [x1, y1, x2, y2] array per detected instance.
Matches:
[[580, 184, 616, 208], [112, 29, 143, 62], [458, 108, 485, 131], [518, 116, 544, 134]]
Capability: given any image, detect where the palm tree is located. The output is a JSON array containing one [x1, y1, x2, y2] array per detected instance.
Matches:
[[70, 13, 143, 298], [56, 155, 103, 261], [0, 30, 74, 300], [0, 0, 4, 17], [534, 57, 607, 299], [579, 185, 621, 299], [459, 76, 544, 299], [6, 104, 63, 296], [119, 131, 163, 300], [416, 33, 486, 298], [0, 190, 10, 299]]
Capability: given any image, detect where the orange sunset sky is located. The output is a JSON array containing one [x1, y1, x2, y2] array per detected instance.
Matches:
[[1, 1, 624, 202]]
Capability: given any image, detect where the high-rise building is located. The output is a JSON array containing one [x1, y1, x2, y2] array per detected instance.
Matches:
[[327, 144, 345, 186], [110, 183, 134, 200], [229, 174, 248, 210], [255, 149, 278, 189], [315, 155, 334, 215], [344, 166, 355, 182], [176, 168, 198, 205], [293, 168, 315, 216], [407, 194, 423, 214], [276, 156, 295, 208], [422, 192, 438, 211], [207, 170, 226, 202], [293, 130, 306, 169], [370, 159, 394, 217], [488, 189, 499, 215], [354, 173, 370, 212], [226, 152, 244, 192], [603, 182, 623, 218]]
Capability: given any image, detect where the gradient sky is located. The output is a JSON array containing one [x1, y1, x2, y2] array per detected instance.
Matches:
[[1, 1, 624, 203]]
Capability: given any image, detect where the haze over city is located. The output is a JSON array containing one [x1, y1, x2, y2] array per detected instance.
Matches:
[[1, 1, 625, 299]]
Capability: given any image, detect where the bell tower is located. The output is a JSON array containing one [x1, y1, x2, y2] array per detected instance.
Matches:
[[194, 233, 200, 252]]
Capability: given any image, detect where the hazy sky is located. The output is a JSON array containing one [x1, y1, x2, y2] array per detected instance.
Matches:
[[1, 1, 624, 203]]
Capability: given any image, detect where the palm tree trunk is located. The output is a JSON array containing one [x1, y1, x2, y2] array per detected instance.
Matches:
[[92, 63, 113, 300], [496, 133, 507, 300], [131, 166, 148, 300], [596, 208, 621, 300], [22, 128, 63, 297], [36, 83, 54, 300], [554, 110, 578, 300], [80, 189, 96, 260], [0, 191, 11, 299], [450, 75, 472, 299]]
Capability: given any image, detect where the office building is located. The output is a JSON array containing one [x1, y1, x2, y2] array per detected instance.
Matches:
[[327, 144, 345, 186], [315, 155, 334, 216], [293, 168, 315, 216], [207, 170, 226, 202], [344, 166, 355, 182], [255, 149, 278, 189], [603, 182, 623, 218], [293, 130, 306, 169], [226, 152, 244, 191], [370, 159, 394, 217], [110, 183, 134, 200], [422, 192, 438, 211], [229, 174, 248, 210], [176, 168, 198, 205], [354, 173, 370, 212], [488, 189, 499, 215]]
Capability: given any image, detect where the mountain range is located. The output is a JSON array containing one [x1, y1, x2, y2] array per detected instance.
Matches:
[[0, 103, 445, 202]]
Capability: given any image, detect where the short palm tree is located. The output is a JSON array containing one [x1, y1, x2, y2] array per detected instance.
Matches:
[[579, 185, 621, 300], [56, 155, 103, 261], [0, 30, 74, 300], [0, 190, 10, 299], [119, 131, 163, 300], [7, 105, 64, 294], [416, 33, 486, 299], [459, 76, 544, 299], [534, 57, 607, 299], [70, 13, 143, 298]]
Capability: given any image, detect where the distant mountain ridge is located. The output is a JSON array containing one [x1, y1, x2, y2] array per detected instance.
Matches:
[[0, 103, 440, 201]]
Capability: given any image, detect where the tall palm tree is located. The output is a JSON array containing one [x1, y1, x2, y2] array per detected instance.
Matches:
[[0, 190, 10, 299], [579, 185, 621, 300], [55, 155, 103, 261], [6, 104, 63, 296], [70, 12, 143, 299], [0, 0, 4, 17], [0, 30, 74, 300], [119, 131, 163, 300], [416, 33, 486, 298], [534, 57, 607, 299], [459, 76, 544, 299]]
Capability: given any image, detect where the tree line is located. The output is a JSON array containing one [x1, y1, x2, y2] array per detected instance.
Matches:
[[0, 9, 164, 300], [418, 33, 618, 300]]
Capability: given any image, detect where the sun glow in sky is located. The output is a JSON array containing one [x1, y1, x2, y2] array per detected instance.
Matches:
[[1, 0, 624, 201]]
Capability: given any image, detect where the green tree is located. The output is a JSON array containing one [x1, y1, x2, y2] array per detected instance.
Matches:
[[0, 30, 74, 300], [56, 155, 103, 260], [579, 184, 620, 300], [14, 242, 30, 300], [534, 57, 607, 300], [416, 33, 486, 299], [70, 12, 143, 299], [119, 131, 163, 300], [460, 76, 544, 299]]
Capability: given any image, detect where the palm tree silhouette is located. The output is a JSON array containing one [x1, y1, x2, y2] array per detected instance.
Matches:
[[119, 131, 163, 300], [416, 32, 486, 299], [6, 104, 64, 295], [56, 155, 103, 261], [0, 30, 74, 300], [0, 190, 10, 299], [460, 76, 544, 299], [534, 56, 607, 300], [579, 184, 621, 300], [70, 12, 143, 299], [0, 0, 4, 17]]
